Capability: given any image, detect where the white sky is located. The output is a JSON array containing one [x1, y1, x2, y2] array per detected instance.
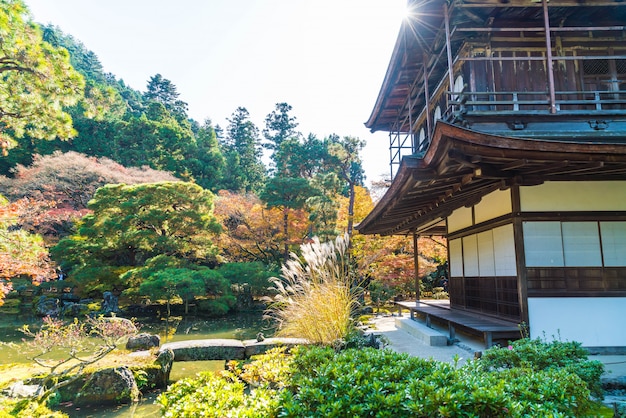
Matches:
[[25, 0, 406, 185]]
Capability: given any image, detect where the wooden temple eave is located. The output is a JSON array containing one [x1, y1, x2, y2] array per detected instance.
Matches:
[[365, 0, 626, 135], [356, 121, 626, 237]]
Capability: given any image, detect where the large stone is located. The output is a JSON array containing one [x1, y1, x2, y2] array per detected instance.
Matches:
[[35, 295, 59, 317], [159, 339, 246, 361], [4, 381, 42, 398], [74, 366, 139, 407], [61, 302, 89, 317], [101, 291, 120, 314], [243, 338, 310, 357], [126, 333, 160, 351], [154, 348, 175, 388]]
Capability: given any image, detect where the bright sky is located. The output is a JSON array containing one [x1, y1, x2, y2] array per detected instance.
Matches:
[[25, 0, 406, 184]]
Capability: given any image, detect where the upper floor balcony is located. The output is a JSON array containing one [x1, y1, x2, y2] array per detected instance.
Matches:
[[365, 0, 626, 178]]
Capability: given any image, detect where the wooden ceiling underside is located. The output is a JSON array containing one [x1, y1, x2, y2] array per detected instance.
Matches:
[[357, 122, 626, 236]]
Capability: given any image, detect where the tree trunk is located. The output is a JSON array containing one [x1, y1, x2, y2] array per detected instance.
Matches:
[[165, 299, 171, 341], [283, 206, 289, 261], [347, 180, 356, 237]]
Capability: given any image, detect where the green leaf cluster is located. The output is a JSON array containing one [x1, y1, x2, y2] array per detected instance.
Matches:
[[51, 182, 221, 297], [157, 370, 280, 417], [217, 262, 278, 298], [478, 337, 605, 399], [158, 339, 604, 417], [0, 1, 84, 152]]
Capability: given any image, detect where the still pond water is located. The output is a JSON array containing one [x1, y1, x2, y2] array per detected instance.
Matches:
[[0, 312, 271, 417]]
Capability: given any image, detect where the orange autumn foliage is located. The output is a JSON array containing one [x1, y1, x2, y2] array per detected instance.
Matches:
[[0, 196, 54, 301], [213, 191, 309, 265]]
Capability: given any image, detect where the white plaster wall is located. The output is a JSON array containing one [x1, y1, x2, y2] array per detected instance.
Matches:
[[528, 297, 626, 347], [448, 206, 473, 233], [520, 181, 626, 212], [474, 189, 512, 224]]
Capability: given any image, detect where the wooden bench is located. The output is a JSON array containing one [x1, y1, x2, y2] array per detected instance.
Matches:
[[395, 301, 520, 348]]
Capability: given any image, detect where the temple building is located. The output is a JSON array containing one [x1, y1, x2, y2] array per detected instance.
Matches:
[[357, 0, 626, 350]]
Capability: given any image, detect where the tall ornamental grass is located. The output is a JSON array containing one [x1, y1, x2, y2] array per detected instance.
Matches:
[[266, 234, 359, 345]]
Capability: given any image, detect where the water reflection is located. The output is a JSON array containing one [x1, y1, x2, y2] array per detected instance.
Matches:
[[1, 312, 274, 417], [59, 392, 161, 418]]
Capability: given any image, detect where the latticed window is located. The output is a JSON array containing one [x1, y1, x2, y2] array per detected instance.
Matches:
[[582, 58, 625, 93], [583, 59, 609, 75]]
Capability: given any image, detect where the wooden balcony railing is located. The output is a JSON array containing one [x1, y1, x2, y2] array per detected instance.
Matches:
[[449, 90, 626, 115]]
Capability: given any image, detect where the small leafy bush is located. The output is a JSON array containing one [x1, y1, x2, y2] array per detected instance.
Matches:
[[157, 370, 279, 418], [158, 347, 291, 417], [282, 346, 595, 417], [0, 398, 67, 417], [479, 337, 605, 398], [159, 344, 602, 417], [196, 295, 237, 316]]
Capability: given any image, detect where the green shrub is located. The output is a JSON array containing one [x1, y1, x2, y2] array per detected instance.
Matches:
[[159, 344, 602, 417], [158, 348, 291, 417], [479, 337, 605, 399], [0, 298, 20, 314], [282, 347, 596, 417], [0, 397, 68, 417], [196, 295, 236, 317], [217, 262, 277, 298]]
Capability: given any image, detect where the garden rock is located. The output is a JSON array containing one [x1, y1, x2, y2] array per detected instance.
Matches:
[[35, 295, 59, 317], [159, 339, 246, 361], [126, 333, 160, 351], [74, 366, 139, 406], [101, 291, 120, 314], [61, 302, 89, 317], [4, 381, 42, 398], [154, 348, 175, 388]]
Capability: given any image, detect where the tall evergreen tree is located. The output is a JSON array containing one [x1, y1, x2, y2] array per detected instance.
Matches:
[[144, 73, 188, 121], [263, 102, 301, 171], [219, 107, 266, 193], [0, 1, 85, 155], [328, 135, 366, 237], [186, 119, 225, 191]]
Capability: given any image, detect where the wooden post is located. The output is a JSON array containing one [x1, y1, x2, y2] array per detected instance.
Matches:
[[444, 2, 455, 111], [542, 0, 557, 114], [413, 231, 420, 303], [423, 53, 432, 140], [403, 20, 415, 153]]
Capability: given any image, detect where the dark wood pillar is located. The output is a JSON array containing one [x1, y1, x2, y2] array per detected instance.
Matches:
[[542, 0, 557, 114], [444, 2, 455, 110], [511, 185, 529, 325], [413, 231, 420, 302]]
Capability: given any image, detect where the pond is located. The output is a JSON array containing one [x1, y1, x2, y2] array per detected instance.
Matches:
[[0, 311, 273, 417]]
